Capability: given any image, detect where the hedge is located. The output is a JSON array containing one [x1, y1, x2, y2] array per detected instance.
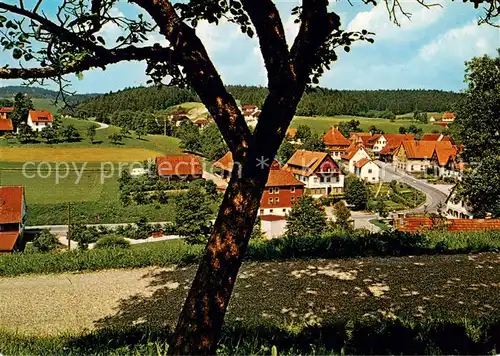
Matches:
[[1, 230, 499, 277]]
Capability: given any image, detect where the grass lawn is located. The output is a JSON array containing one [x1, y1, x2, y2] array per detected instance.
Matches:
[[290, 115, 440, 134], [369, 219, 391, 231], [370, 182, 426, 211], [0, 117, 182, 155], [0, 252, 498, 336]]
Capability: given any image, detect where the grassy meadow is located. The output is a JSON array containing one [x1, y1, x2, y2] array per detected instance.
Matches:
[[290, 115, 441, 134], [0, 116, 183, 225]]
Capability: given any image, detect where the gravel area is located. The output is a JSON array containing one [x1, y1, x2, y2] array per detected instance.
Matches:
[[1, 253, 499, 336]]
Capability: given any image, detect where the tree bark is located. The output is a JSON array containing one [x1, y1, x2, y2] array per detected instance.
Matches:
[[169, 155, 269, 355]]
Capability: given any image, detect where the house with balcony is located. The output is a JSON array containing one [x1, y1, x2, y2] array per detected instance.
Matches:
[[323, 127, 350, 160], [283, 149, 344, 198], [0, 186, 27, 253]]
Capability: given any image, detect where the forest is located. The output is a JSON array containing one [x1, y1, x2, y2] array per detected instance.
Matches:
[[66, 85, 462, 118]]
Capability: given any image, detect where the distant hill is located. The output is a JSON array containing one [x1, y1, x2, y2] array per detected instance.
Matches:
[[0, 85, 97, 103], [69, 85, 463, 119]]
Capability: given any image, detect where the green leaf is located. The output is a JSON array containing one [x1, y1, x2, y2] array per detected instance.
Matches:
[[75, 72, 84, 81], [246, 27, 254, 38], [12, 48, 22, 60]]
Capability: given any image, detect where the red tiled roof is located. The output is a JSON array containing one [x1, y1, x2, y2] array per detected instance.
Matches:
[[214, 152, 302, 187], [286, 128, 297, 138], [156, 155, 203, 176], [266, 169, 304, 188], [284, 150, 341, 177], [0, 119, 13, 131], [397, 217, 500, 232], [0, 186, 24, 224], [433, 144, 458, 166], [354, 157, 371, 169], [29, 110, 53, 123], [421, 133, 442, 141], [213, 152, 234, 172], [323, 127, 350, 147], [0, 107, 13, 113], [398, 141, 454, 160], [442, 112, 455, 120], [341, 144, 367, 161], [0, 231, 20, 252], [367, 134, 382, 144]]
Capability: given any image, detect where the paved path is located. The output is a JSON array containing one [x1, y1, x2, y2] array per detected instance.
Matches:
[[378, 161, 448, 214], [1, 253, 498, 335], [94, 121, 109, 130]]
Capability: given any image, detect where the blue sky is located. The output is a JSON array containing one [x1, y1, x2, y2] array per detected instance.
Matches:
[[1, 0, 498, 93]]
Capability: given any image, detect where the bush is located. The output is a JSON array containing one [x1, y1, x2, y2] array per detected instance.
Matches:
[[95, 234, 130, 249], [31, 229, 59, 253], [1, 231, 499, 277]]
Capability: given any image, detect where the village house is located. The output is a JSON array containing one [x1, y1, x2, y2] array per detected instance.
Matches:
[[0, 117, 13, 135], [421, 133, 455, 144], [371, 134, 414, 155], [348, 132, 373, 147], [353, 158, 381, 183], [156, 154, 204, 181], [445, 187, 473, 219], [341, 144, 371, 173], [393, 140, 455, 173], [193, 117, 210, 129], [429, 144, 463, 179], [213, 154, 304, 217], [442, 112, 456, 123], [259, 160, 305, 216], [0, 107, 13, 120], [0, 186, 27, 253], [429, 115, 442, 123], [27, 110, 53, 132], [283, 149, 344, 198], [376, 134, 415, 162], [323, 127, 351, 160]]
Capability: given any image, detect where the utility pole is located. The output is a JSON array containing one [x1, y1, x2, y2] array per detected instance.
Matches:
[[67, 201, 71, 250]]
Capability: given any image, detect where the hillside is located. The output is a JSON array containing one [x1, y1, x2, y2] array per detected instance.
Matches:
[[69, 85, 462, 119], [0, 85, 96, 102]]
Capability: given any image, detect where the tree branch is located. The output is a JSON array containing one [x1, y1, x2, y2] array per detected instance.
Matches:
[[240, 0, 296, 91], [0, 45, 175, 79], [130, 0, 252, 157], [291, 0, 341, 84]]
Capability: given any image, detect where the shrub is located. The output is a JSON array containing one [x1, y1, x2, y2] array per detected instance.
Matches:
[[31, 229, 59, 253], [95, 235, 131, 249]]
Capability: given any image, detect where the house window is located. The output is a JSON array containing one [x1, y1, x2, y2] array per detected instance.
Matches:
[[291, 197, 295, 203], [319, 176, 324, 183], [368, 169, 372, 173], [269, 209, 273, 213], [326, 177, 331, 183], [269, 188, 273, 194], [283, 209, 286, 212], [274, 187, 279, 194], [314, 177, 318, 183], [260, 209, 264, 214], [290, 187, 295, 193], [372, 177, 376, 180], [275, 198, 280, 204], [268, 198, 273, 204]]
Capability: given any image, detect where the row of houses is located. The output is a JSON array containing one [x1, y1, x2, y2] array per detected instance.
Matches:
[[0, 107, 54, 134]]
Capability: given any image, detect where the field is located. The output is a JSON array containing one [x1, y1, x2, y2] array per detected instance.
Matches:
[[290, 115, 440, 134], [0, 117, 183, 224], [0, 252, 498, 336]]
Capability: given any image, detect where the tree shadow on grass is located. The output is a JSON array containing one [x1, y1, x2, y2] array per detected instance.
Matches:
[[85, 253, 500, 354]]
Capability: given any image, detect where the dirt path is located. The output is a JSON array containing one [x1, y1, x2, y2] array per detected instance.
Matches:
[[1, 253, 499, 336]]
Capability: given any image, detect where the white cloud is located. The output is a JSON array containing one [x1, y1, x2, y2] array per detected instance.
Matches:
[[347, 1, 446, 41], [196, 19, 241, 54], [418, 20, 499, 61]]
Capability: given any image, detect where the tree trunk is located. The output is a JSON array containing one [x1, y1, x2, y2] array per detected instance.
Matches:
[[169, 157, 269, 355]]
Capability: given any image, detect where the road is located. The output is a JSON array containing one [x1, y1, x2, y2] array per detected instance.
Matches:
[[378, 161, 448, 214]]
